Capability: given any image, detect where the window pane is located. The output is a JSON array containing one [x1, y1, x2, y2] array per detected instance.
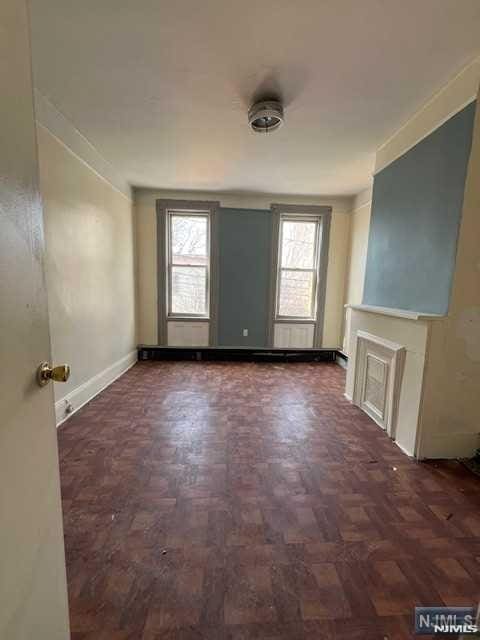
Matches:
[[171, 266, 206, 314], [278, 269, 314, 317], [171, 215, 208, 266], [281, 220, 316, 269]]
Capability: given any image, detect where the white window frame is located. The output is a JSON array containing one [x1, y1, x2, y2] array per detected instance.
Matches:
[[166, 210, 211, 319], [275, 214, 322, 322]]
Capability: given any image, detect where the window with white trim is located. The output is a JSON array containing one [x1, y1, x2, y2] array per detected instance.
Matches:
[[167, 211, 210, 317], [275, 216, 321, 320]]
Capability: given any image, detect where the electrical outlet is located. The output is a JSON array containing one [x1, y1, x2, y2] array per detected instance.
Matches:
[[243, 329, 248, 337]]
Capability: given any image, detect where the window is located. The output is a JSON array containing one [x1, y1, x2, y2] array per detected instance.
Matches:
[[276, 216, 321, 319], [167, 211, 210, 317]]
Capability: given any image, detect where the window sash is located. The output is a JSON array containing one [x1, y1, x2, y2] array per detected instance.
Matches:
[[167, 211, 210, 318], [170, 265, 208, 316], [280, 220, 317, 269], [275, 215, 321, 321]]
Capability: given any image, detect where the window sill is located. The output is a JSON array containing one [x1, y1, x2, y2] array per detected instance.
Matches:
[[167, 316, 210, 322], [274, 318, 316, 324]]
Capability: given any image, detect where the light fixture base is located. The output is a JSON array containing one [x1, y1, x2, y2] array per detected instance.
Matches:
[[248, 100, 284, 133]]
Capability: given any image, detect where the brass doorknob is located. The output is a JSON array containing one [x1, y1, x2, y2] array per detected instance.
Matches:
[[37, 362, 71, 387]]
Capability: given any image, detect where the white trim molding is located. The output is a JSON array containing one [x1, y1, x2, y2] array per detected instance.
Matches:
[[375, 56, 480, 174], [351, 186, 373, 212], [345, 303, 444, 321], [55, 350, 137, 426], [353, 331, 406, 440], [34, 89, 132, 199], [135, 187, 352, 214]]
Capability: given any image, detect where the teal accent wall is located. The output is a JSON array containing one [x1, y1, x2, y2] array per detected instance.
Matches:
[[363, 101, 476, 314], [218, 208, 272, 347]]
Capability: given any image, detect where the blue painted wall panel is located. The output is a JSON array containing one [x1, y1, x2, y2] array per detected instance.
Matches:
[[363, 101, 476, 314], [218, 208, 272, 347]]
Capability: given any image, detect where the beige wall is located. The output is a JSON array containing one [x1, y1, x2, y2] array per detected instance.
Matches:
[[37, 125, 136, 411], [342, 187, 372, 353], [322, 206, 351, 347], [345, 187, 372, 306], [134, 188, 352, 348], [417, 86, 480, 459]]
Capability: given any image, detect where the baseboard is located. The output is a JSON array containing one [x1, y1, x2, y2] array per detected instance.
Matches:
[[394, 440, 415, 459], [336, 350, 348, 369], [55, 350, 137, 426], [138, 345, 337, 363]]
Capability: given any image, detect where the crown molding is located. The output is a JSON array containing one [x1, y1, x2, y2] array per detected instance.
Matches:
[[134, 187, 353, 214], [375, 56, 480, 175], [34, 89, 132, 200], [351, 186, 373, 212]]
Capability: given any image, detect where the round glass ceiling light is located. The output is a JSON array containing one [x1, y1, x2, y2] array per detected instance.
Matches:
[[248, 100, 284, 133]]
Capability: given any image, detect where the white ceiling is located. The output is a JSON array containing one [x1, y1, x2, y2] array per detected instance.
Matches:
[[29, 0, 480, 196]]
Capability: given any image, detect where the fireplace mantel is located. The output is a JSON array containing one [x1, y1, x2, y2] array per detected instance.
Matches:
[[345, 306, 434, 457], [345, 303, 479, 459], [345, 303, 444, 321]]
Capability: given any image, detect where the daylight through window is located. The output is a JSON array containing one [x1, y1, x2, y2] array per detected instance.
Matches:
[[276, 217, 321, 319], [168, 212, 210, 316]]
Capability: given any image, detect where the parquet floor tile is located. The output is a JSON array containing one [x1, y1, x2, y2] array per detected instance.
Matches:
[[58, 361, 480, 639]]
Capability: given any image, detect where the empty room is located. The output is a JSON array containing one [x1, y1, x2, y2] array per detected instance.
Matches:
[[2, 1, 480, 638]]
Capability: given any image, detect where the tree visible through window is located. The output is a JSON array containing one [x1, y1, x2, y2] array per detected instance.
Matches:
[[168, 213, 209, 316], [276, 218, 320, 318]]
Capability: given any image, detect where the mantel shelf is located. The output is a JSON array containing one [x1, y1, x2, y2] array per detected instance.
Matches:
[[345, 303, 445, 321]]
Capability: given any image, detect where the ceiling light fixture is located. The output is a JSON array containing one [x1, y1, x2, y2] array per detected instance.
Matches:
[[248, 100, 284, 134]]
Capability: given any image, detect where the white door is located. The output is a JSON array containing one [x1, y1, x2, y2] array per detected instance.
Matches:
[[0, 2, 70, 639]]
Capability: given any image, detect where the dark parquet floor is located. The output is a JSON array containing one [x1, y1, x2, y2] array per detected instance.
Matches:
[[58, 361, 480, 639]]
